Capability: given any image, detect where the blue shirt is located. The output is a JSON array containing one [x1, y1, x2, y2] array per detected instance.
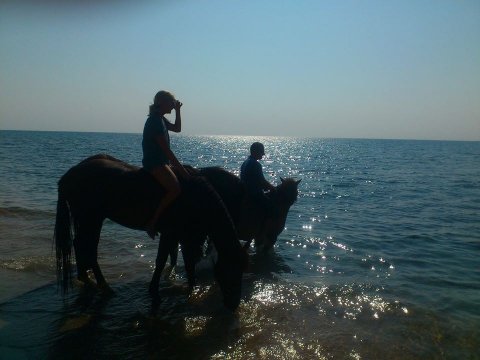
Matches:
[[142, 114, 170, 170], [240, 156, 267, 197]]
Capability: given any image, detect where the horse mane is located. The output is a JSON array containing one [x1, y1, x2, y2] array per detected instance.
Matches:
[[197, 167, 245, 223]]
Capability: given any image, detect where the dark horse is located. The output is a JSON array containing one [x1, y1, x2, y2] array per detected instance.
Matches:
[[54, 154, 247, 310], [150, 166, 300, 291]]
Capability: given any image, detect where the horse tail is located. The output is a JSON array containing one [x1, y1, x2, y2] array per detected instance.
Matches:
[[54, 180, 73, 293]]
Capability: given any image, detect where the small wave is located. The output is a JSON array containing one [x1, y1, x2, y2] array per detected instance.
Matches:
[[1, 256, 55, 274], [247, 279, 403, 321], [0, 206, 55, 219]]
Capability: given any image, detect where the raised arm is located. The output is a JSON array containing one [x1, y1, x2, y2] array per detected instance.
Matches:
[[165, 100, 182, 133]]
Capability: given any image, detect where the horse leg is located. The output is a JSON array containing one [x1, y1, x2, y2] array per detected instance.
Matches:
[[181, 232, 206, 288], [88, 221, 114, 294], [73, 218, 98, 288], [181, 243, 197, 288], [92, 262, 112, 294], [149, 231, 178, 294], [74, 217, 111, 292], [169, 237, 179, 267]]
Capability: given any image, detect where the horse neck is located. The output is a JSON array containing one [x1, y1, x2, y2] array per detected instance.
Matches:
[[204, 199, 241, 257], [200, 167, 244, 222], [210, 215, 241, 257], [188, 175, 241, 257], [274, 182, 297, 208], [270, 185, 296, 221]]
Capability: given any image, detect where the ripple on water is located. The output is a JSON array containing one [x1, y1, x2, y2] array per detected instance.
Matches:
[[207, 277, 412, 359]]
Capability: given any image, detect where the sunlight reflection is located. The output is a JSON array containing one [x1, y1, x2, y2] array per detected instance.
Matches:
[[349, 350, 362, 360], [184, 316, 210, 337], [251, 282, 303, 307], [331, 241, 352, 252], [213, 277, 411, 359], [216, 298, 330, 359], [188, 285, 212, 304]]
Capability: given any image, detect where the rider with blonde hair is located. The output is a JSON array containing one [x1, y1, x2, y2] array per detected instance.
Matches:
[[142, 90, 189, 239]]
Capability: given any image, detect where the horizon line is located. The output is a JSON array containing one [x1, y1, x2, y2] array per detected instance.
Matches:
[[0, 128, 478, 143]]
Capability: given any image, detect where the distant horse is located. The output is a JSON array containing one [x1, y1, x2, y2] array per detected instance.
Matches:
[[54, 154, 247, 310], [150, 166, 300, 291], [198, 166, 300, 250]]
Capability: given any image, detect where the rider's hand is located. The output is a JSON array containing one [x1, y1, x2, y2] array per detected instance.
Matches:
[[174, 100, 183, 111]]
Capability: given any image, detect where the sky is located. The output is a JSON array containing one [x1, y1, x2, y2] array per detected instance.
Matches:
[[1, 0, 479, 140]]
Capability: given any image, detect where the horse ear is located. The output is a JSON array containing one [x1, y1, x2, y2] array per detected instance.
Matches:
[[295, 179, 302, 185], [280, 177, 285, 183]]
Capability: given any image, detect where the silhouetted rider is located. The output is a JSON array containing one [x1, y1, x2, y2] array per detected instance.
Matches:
[[240, 142, 275, 210]]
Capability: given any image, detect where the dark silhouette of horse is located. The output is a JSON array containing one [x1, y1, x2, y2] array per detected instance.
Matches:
[[149, 166, 300, 291], [198, 166, 300, 249], [54, 154, 247, 310]]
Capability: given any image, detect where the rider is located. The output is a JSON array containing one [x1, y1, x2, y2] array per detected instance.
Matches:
[[142, 90, 190, 239], [240, 142, 275, 210]]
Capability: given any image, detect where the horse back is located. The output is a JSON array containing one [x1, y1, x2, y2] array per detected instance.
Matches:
[[59, 154, 162, 228]]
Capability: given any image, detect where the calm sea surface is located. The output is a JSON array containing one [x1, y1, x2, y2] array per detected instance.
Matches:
[[0, 130, 479, 359]]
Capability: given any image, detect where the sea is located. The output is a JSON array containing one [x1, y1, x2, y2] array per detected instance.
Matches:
[[0, 130, 479, 359]]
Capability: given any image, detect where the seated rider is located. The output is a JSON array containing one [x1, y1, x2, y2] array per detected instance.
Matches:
[[142, 90, 190, 239], [240, 142, 275, 210]]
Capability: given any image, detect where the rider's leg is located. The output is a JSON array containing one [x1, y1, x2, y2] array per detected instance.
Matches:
[[146, 165, 181, 239]]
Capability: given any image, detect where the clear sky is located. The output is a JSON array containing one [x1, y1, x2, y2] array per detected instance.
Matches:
[[1, 0, 479, 140]]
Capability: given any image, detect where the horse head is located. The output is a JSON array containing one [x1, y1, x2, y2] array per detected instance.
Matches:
[[260, 177, 301, 251], [181, 176, 248, 311], [278, 177, 301, 206]]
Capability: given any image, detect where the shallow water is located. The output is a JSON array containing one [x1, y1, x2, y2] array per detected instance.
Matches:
[[0, 131, 479, 359]]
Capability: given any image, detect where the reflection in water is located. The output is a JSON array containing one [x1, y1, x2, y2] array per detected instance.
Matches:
[[13, 243, 453, 359], [0, 254, 409, 359]]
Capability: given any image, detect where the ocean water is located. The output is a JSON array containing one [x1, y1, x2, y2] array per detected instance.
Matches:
[[0, 130, 479, 359]]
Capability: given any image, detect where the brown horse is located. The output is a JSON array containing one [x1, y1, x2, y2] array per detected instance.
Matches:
[[149, 166, 300, 291], [197, 166, 300, 250], [54, 154, 247, 310]]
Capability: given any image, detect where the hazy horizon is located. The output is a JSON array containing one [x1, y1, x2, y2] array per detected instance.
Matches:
[[3, 128, 479, 143], [1, 1, 479, 141]]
